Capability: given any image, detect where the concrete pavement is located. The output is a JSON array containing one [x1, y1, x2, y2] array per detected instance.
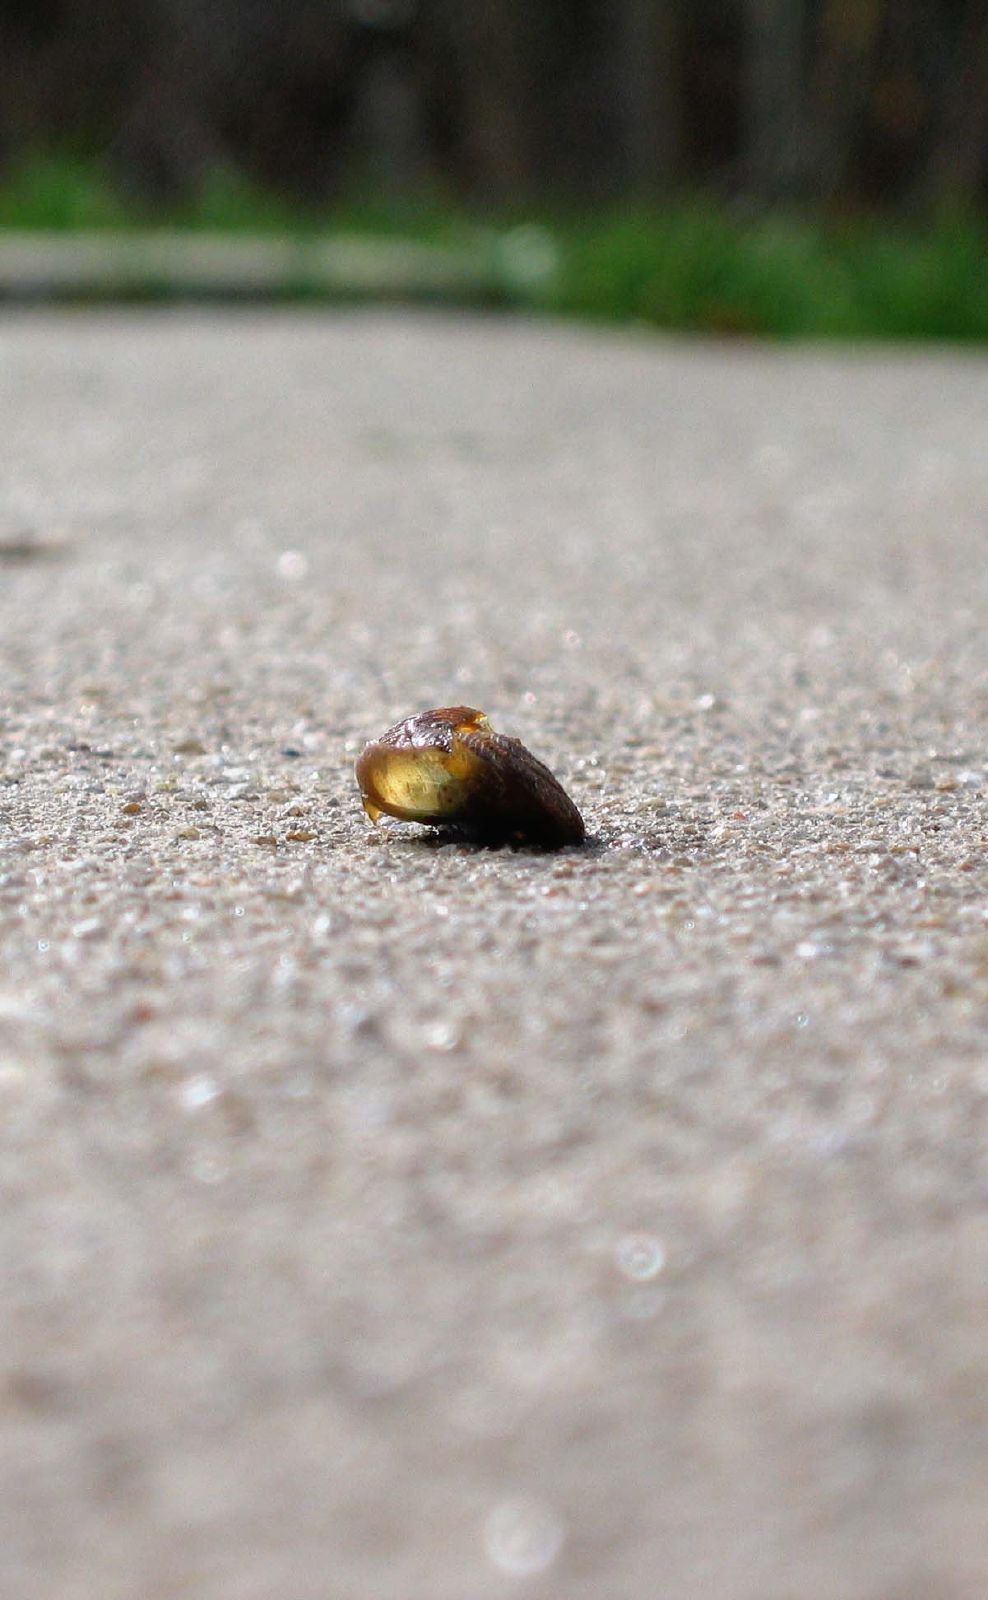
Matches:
[[1, 310, 988, 1598]]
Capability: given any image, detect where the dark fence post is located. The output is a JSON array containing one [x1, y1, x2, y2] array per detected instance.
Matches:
[[744, 0, 809, 200], [614, 0, 682, 193]]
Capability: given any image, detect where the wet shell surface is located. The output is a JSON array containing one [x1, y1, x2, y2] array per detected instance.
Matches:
[[355, 707, 585, 849]]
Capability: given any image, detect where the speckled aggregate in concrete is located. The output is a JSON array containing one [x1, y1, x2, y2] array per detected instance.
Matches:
[[1, 310, 988, 1599]]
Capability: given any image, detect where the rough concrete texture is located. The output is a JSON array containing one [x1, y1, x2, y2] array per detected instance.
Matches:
[[1, 310, 987, 1599]]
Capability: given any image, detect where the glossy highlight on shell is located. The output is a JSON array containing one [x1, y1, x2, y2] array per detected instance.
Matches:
[[355, 707, 585, 849]]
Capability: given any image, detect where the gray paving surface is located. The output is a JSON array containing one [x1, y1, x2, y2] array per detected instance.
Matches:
[[2, 310, 988, 1599]]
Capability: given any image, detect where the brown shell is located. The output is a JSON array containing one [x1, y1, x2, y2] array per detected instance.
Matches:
[[355, 707, 585, 849]]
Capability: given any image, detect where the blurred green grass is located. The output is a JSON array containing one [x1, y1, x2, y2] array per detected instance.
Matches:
[[1, 153, 987, 340], [558, 209, 988, 340], [0, 153, 472, 240]]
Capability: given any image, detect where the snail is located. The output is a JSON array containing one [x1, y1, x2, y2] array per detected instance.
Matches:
[[355, 707, 585, 849]]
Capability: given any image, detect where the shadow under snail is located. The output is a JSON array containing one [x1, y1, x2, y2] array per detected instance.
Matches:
[[355, 707, 585, 849]]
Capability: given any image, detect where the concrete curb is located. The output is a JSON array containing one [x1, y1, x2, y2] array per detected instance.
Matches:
[[0, 228, 558, 302]]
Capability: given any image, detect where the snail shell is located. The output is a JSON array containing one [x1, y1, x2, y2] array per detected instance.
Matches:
[[355, 707, 585, 849]]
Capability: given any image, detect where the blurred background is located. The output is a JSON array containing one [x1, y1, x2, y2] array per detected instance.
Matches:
[[0, 0, 987, 334]]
